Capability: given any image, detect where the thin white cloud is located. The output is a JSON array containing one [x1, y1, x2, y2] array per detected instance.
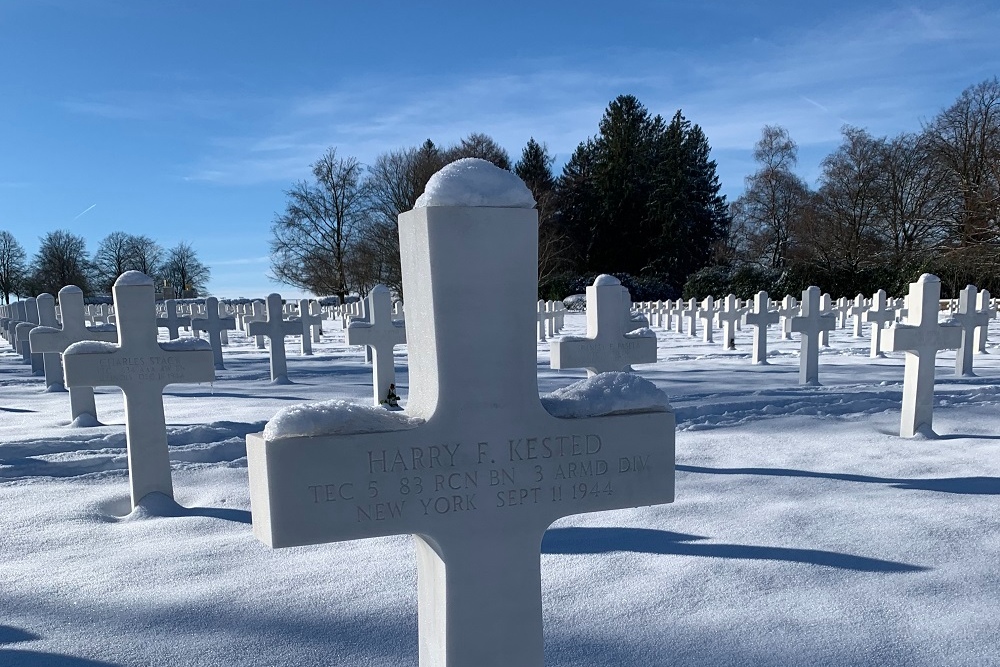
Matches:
[[73, 2, 991, 192], [206, 255, 270, 266], [72, 203, 96, 220]]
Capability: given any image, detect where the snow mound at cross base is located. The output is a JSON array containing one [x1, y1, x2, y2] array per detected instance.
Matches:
[[541, 372, 671, 418], [414, 157, 535, 208], [263, 399, 424, 440]]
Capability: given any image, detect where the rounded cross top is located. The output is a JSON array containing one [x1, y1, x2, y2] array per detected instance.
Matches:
[[593, 274, 621, 287], [414, 158, 535, 209], [115, 271, 154, 287]]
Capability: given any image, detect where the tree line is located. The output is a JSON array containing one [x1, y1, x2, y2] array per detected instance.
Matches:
[[274, 79, 1000, 303], [268, 94, 730, 302], [0, 229, 210, 304], [701, 77, 1000, 299]]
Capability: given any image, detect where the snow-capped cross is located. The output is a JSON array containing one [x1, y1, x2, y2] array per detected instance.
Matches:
[[62, 272, 215, 507], [550, 274, 658, 376], [247, 161, 674, 667]]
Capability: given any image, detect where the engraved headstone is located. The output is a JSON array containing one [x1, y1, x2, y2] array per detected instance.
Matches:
[[63, 272, 214, 505], [247, 161, 674, 667], [345, 285, 407, 407], [883, 274, 961, 437], [550, 274, 657, 376]]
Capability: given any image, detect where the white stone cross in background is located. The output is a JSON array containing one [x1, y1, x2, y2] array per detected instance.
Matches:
[[550, 274, 658, 376], [717, 294, 741, 350], [681, 297, 698, 338], [883, 274, 961, 437], [973, 289, 996, 353], [864, 289, 895, 358], [29, 285, 118, 425], [698, 295, 718, 343], [63, 272, 215, 507], [744, 291, 780, 364], [247, 293, 302, 384], [345, 285, 406, 406], [247, 161, 674, 667], [33, 293, 65, 391], [787, 286, 836, 385], [848, 294, 869, 338], [156, 299, 191, 340], [951, 285, 991, 377], [777, 295, 798, 340], [192, 296, 237, 370]]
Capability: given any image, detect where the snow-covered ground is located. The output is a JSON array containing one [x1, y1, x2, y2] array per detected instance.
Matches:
[[1, 312, 998, 667]]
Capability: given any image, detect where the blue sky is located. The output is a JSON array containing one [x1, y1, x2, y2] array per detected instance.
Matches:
[[1, 1, 998, 298]]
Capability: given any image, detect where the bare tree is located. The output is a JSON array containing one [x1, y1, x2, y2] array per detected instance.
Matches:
[[730, 126, 811, 269], [29, 230, 92, 295], [873, 132, 954, 268], [93, 232, 165, 292], [270, 148, 366, 300], [807, 127, 885, 273], [924, 77, 1000, 248], [0, 230, 28, 304], [160, 241, 210, 296]]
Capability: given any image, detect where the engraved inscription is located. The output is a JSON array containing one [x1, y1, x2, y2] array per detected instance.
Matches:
[[302, 431, 657, 524]]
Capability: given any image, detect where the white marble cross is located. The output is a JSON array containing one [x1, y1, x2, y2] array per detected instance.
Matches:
[[744, 291, 780, 364], [973, 289, 996, 353], [550, 275, 657, 376], [63, 272, 214, 506], [883, 274, 961, 437], [786, 286, 836, 385], [863, 289, 895, 358], [244, 299, 267, 349], [192, 296, 237, 370], [848, 294, 868, 338], [698, 296, 718, 343], [820, 293, 834, 347], [536, 300, 549, 342], [15, 297, 43, 373], [30, 286, 119, 425], [156, 299, 191, 340], [681, 297, 698, 338], [835, 296, 851, 329], [247, 293, 302, 383], [33, 293, 65, 390], [951, 285, 991, 377], [345, 285, 407, 406], [717, 294, 741, 350], [247, 178, 674, 667], [777, 295, 798, 340]]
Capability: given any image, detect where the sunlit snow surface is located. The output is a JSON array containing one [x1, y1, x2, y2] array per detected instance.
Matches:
[[2, 311, 999, 666]]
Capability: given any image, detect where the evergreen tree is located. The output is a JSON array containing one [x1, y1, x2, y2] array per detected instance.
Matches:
[[515, 138, 567, 290]]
